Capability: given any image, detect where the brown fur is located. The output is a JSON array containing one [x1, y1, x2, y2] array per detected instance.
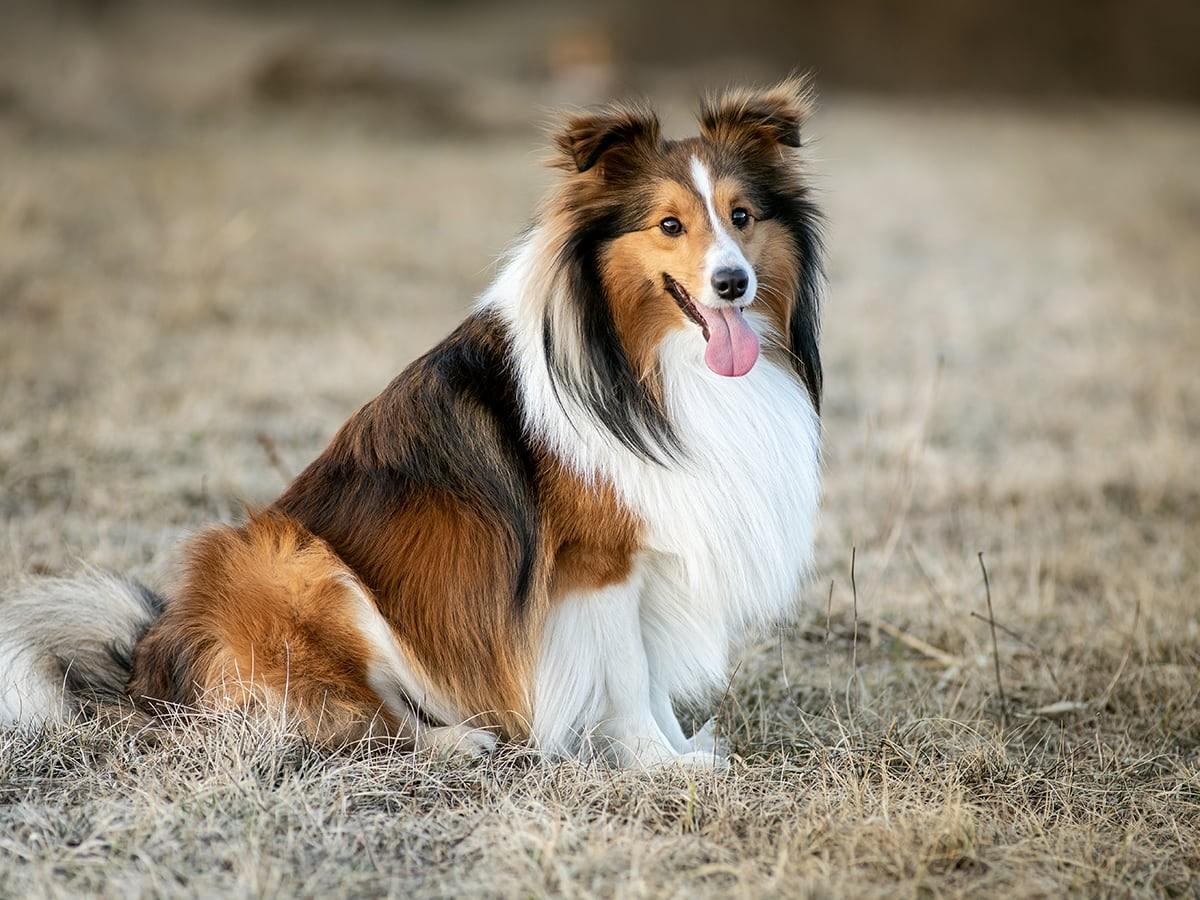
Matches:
[[698, 75, 813, 151], [129, 511, 399, 745], [539, 455, 642, 599]]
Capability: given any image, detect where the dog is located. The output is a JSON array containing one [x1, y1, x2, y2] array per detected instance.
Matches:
[[0, 77, 823, 768]]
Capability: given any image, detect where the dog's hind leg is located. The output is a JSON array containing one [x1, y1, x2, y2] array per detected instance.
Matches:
[[128, 511, 459, 747]]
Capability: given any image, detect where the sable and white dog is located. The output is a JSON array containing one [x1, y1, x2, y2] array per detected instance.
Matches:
[[0, 78, 824, 768]]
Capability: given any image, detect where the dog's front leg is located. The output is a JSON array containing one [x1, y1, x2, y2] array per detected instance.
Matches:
[[534, 562, 724, 768]]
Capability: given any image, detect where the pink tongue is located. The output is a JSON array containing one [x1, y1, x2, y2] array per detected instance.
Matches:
[[698, 305, 760, 377]]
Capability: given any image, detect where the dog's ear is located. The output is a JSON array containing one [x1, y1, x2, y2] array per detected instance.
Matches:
[[698, 75, 813, 151], [553, 102, 662, 176]]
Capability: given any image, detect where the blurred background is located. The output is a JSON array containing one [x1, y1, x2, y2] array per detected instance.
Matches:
[[2, 0, 1200, 129]]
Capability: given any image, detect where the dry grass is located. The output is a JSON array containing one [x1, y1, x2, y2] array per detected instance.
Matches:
[[2, 5, 1199, 898]]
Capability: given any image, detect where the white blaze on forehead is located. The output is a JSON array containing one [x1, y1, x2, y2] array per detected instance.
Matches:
[[688, 156, 755, 305], [689, 155, 723, 234]]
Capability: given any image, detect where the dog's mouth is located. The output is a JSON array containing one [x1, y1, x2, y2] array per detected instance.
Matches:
[[662, 272, 761, 378], [663, 273, 709, 341]]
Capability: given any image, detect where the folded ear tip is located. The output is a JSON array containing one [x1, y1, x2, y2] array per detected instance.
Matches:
[[768, 73, 817, 116], [550, 101, 661, 174], [779, 71, 816, 94], [699, 75, 816, 148]]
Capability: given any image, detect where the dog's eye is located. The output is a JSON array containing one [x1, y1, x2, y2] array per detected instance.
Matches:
[[731, 208, 750, 229], [659, 217, 684, 236]]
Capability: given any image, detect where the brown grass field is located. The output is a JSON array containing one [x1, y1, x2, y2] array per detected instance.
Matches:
[[1, 5, 1199, 898]]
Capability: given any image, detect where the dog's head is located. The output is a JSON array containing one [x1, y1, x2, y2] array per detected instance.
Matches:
[[547, 77, 821, 387], [538, 77, 823, 460]]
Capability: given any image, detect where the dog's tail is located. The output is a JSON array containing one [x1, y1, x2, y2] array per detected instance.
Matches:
[[0, 571, 166, 727]]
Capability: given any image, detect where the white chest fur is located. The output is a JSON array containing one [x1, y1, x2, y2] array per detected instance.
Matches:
[[630, 328, 821, 631]]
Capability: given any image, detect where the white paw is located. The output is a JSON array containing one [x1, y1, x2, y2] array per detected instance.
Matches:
[[672, 749, 731, 772], [684, 718, 727, 756], [416, 724, 498, 759], [608, 737, 681, 770]]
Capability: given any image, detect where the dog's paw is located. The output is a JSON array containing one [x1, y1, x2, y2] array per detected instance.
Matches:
[[417, 724, 498, 759], [684, 718, 727, 756], [673, 749, 732, 772]]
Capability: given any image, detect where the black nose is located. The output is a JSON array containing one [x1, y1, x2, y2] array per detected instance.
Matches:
[[711, 267, 749, 301]]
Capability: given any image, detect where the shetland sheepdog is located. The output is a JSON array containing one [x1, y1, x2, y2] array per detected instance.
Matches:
[[0, 78, 823, 768]]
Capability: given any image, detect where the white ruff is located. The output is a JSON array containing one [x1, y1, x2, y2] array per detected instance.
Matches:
[[482, 233, 822, 762]]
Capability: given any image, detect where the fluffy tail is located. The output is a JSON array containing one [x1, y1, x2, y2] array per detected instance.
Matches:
[[0, 571, 165, 727]]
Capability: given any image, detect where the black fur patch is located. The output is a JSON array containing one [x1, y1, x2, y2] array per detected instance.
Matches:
[[763, 190, 824, 411], [277, 311, 540, 614], [546, 205, 682, 464], [51, 579, 167, 709], [102, 583, 166, 692]]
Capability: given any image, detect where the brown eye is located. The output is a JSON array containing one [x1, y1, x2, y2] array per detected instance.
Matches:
[[731, 208, 750, 229], [660, 217, 684, 236]]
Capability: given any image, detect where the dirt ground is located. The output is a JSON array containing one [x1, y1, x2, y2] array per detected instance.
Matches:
[[1, 4, 1199, 898]]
